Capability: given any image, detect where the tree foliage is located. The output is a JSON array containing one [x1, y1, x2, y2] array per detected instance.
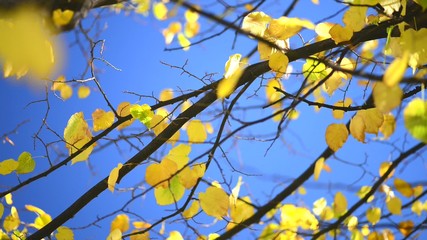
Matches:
[[1, 0, 427, 239]]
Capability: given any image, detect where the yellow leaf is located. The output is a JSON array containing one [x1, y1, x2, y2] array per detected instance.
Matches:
[[350, 114, 366, 142], [268, 51, 289, 77], [32, 213, 52, 229], [398, 220, 414, 237], [69, 136, 94, 164], [265, 78, 283, 108], [146, 159, 177, 188], [241, 11, 271, 37], [60, 84, 73, 100], [77, 86, 90, 99], [182, 201, 200, 219], [404, 98, 427, 143], [130, 229, 149, 240], [379, 161, 395, 178], [0, 159, 19, 175], [167, 231, 183, 240], [117, 102, 135, 130], [229, 197, 254, 227], [412, 200, 423, 216], [387, 197, 402, 215], [154, 176, 185, 205], [280, 204, 318, 230], [323, 72, 343, 96], [52, 9, 74, 27], [383, 51, 410, 87], [230, 176, 243, 206], [205, 122, 214, 134], [92, 109, 115, 132], [333, 192, 347, 217], [217, 54, 246, 98], [111, 214, 129, 233], [413, 185, 423, 197], [187, 120, 207, 143], [373, 82, 403, 113], [357, 186, 374, 203], [315, 22, 334, 40], [332, 98, 352, 119], [347, 216, 358, 231], [358, 109, 383, 134], [366, 207, 381, 225], [177, 33, 190, 51], [64, 112, 93, 163], [108, 163, 123, 193], [178, 166, 199, 189], [181, 100, 192, 112], [3, 207, 20, 232], [166, 144, 191, 169], [199, 186, 229, 219], [55, 226, 74, 240], [325, 123, 348, 151], [153, 2, 168, 20], [107, 228, 122, 240], [185, 9, 199, 23], [184, 21, 200, 38], [160, 88, 174, 102], [394, 178, 413, 198], [267, 17, 314, 40], [0, 203, 3, 219], [379, 113, 396, 139], [5, 193, 12, 205], [329, 24, 353, 44], [314, 157, 324, 181], [343, 6, 367, 32], [313, 197, 327, 216], [132, 221, 151, 229]]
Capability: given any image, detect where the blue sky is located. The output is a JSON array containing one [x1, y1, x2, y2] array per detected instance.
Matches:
[[1, 1, 426, 239]]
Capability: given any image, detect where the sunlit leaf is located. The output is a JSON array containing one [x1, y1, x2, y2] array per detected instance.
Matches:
[[52, 9, 74, 27], [325, 123, 348, 151], [111, 214, 129, 233], [373, 82, 403, 113], [314, 157, 324, 181], [394, 178, 414, 198], [387, 197, 402, 215], [0, 203, 3, 219], [166, 144, 191, 169], [64, 112, 93, 163], [411, 200, 423, 216], [117, 102, 135, 130], [108, 163, 123, 193], [153, 2, 168, 20], [357, 186, 374, 203], [5, 193, 12, 205], [343, 6, 367, 32], [92, 108, 115, 132], [347, 216, 358, 231], [177, 33, 190, 51], [146, 159, 177, 188], [182, 201, 200, 219], [3, 207, 20, 232], [199, 186, 229, 219], [332, 98, 352, 119], [241, 11, 271, 37], [268, 51, 289, 77], [107, 228, 122, 240], [154, 176, 185, 206], [0, 159, 19, 175], [329, 24, 353, 44], [267, 17, 314, 40], [313, 197, 327, 216], [333, 192, 347, 217], [217, 54, 246, 98], [379, 161, 394, 178], [350, 114, 366, 143], [130, 104, 154, 128], [55, 226, 74, 240], [404, 98, 427, 143], [383, 51, 409, 87], [366, 207, 381, 225], [187, 120, 207, 143], [77, 86, 90, 99], [379, 113, 396, 139]]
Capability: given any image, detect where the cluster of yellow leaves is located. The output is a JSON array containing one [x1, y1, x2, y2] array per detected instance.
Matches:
[[107, 214, 150, 240], [51, 75, 73, 100], [144, 144, 206, 205], [25, 205, 52, 230], [0, 7, 60, 80], [63, 112, 94, 164], [217, 53, 247, 99], [0, 151, 35, 175]]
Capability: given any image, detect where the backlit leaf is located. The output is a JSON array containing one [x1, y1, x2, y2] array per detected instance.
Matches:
[[217, 54, 246, 98], [404, 98, 427, 143], [0, 159, 19, 175], [108, 163, 123, 193], [166, 144, 191, 169], [167, 231, 183, 240], [379, 113, 396, 139], [55, 226, 74, 240], [268, 51, 289, 77], [187, 119, 207, 143], [5, 193, 12, 205], [314, 157, 324, 181], [160, 88, 174, 102], [329, 24, 353, 44], [154, 176, 185, 206], [92, 108, 115, 132], [177, 33, 190, 51], [153, 2, 168, 20], [394, 178, 414, 198], [267, 17, 314, 40], [332, 98, 352, 119], [64, 112, 93, 163], [379, 161, 394, 178], [117, 102, 135, 130], [333, 192, 347, 217], [182, 201, 200, 219], [373, 82, 403, 113], [411, 200, 423, 216], [77, 86, 90, 99], [146, 159, 177, 188], [350, 114, 366, 142], [52, 9, 74, 27], [383, 51, 409, 87], [130, 104, 154, 128], [111, 214, 129, 233], [107, 228, 122, 240], [387, 197, 402, 215], [3, 207, 20, 232], [199, 186, 229, 219], [230, 196, 254, 225], [357, 186, 374, 203], [343, 6, 367, 32], [366, 207, 381, 225], [241, 11, 271, 37], [325, 123, 348, 151], [313, 197, 327, 216]]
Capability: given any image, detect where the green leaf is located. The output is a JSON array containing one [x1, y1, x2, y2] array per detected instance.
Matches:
[[154, 176, 185, 206], [130, 104, 154, 128], [404, 98, 427, 143]]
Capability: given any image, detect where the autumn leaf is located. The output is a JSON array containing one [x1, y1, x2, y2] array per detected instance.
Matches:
[[187, 119, 207, 143], [373, 81, 403, 114], [379, 161, 395, 178], [349, 114, 366, 143], [182, 201, 200, 219], [55, 226, 74, 240], [241, 11, 271, 37], [92, 108, 115, 132], [325, 123, 348, 151], [398, 220, 414, 236], [314, 157, 324, 181], [217, 53, 246, 98], [130, 104, 154, 127], [394, 178, 413, 198], [329, 24, 353, 44], [268, 51, 289, 77], [383, 51, 409, 87], [199, 186, 229, 219], [111, 214, 130, 233], [64, 112, 94, 164], [3, 207, 20, 232], [333, 192, 347, 217], [52, 9, 74, 27], [108, 163, 123, 193], [366, 207, 381, 225], [0, 159, 19, 175], [15, 151, 35, 174], [154, 176, 185, 205], [77, 86, 90, 99], [117, 102, 135, 130], [153, 2, 168, 20], [146, 159, 178, 188], [387, 197, 402, 215], [266, 17, 314, 40]]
